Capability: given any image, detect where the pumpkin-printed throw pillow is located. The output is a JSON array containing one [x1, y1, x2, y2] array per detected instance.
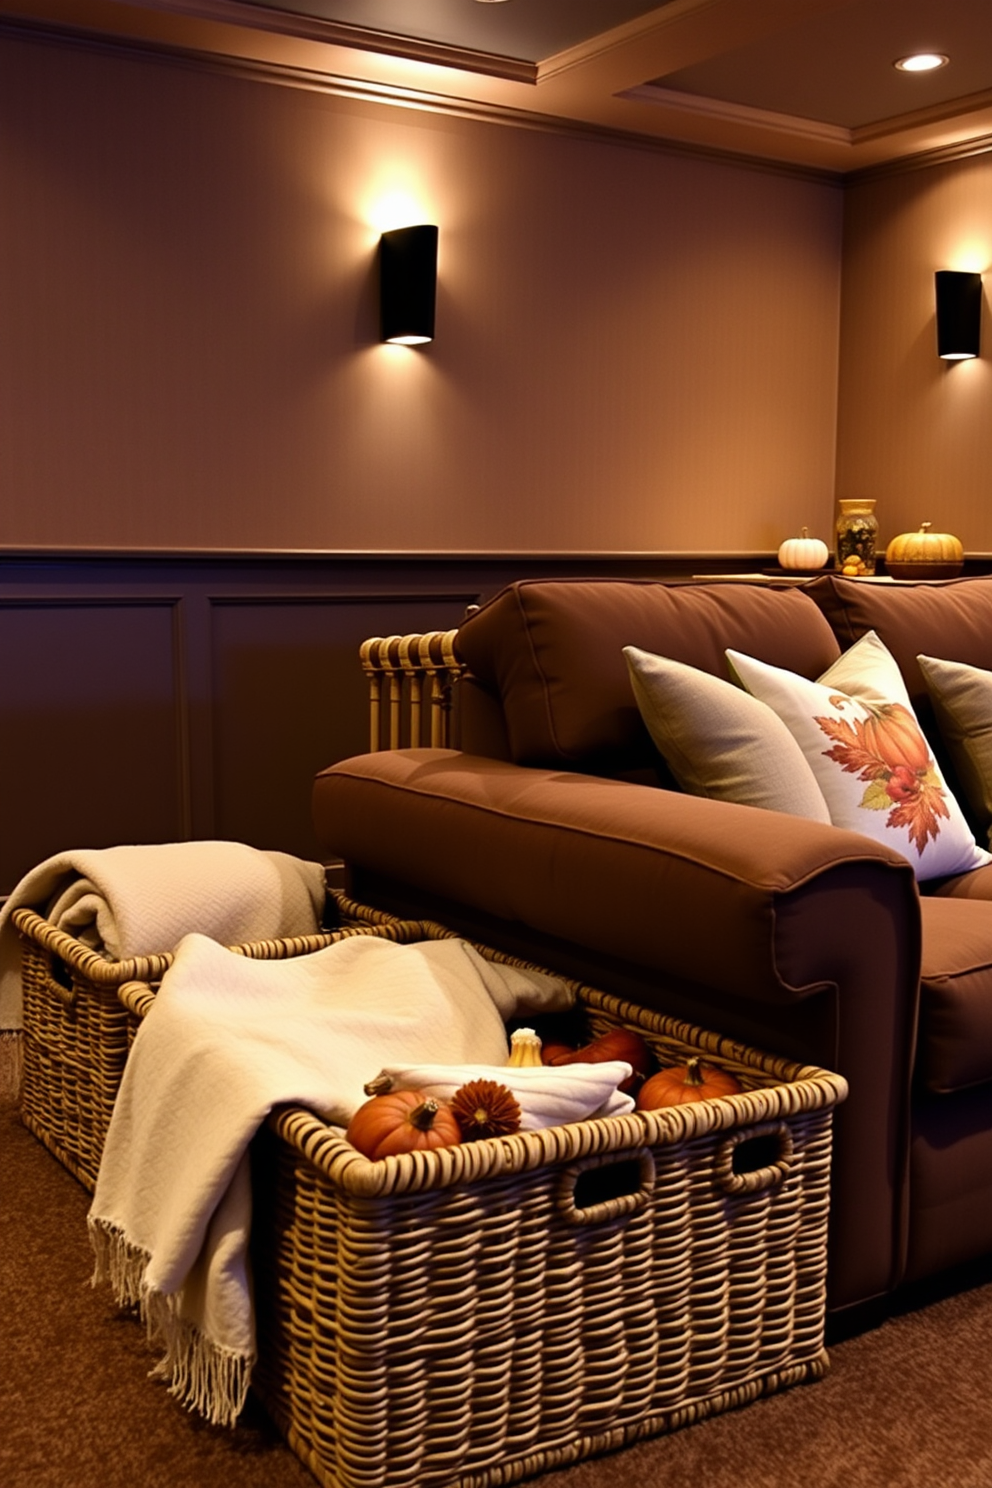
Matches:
[[727, 630, 992, 881]]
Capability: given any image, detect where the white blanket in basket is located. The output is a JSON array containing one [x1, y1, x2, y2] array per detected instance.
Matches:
[[0, 841, 327, 1029], [87, 931, 578, 1428]]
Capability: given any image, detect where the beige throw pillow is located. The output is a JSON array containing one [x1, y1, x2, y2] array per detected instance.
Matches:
[[918, 654, 992, 848], [623, 645, 831, 821], [727, 631, 991, 881]]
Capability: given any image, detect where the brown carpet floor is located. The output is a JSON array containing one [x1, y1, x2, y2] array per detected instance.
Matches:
[[4, 1094, 992, 1488]]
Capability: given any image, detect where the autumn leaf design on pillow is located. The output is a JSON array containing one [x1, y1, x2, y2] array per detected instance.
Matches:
[[726, 631, 992, 882], [815, 698, 948, 856]]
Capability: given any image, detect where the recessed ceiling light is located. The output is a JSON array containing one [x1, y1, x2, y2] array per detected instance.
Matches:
[[894, 53, 949, 73]]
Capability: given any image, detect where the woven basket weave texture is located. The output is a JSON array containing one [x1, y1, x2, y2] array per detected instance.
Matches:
[[242, 917, 846, 1488], [13, 895, 426, 1191], [19, 897, 845, 1486]]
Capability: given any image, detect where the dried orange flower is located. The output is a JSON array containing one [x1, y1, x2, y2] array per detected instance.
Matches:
[[450, 1079, 522, 1140]]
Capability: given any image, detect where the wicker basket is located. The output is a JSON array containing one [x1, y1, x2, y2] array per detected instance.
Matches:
[[14, 909, 177, 1191], [13, 894, 427, 1192], [243, 923, 847, 1488]]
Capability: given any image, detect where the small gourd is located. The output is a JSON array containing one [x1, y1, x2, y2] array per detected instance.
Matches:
[[636, 1056, 742, 1110], [777, 527, 829, 572], [507, 1027, 543, 1067], [884, 522, 964, 580], [345, 1091, 461, 1160]]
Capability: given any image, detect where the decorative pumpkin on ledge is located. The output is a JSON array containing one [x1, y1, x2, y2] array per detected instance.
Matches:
[[777, 527, 829, 572], [884, 522, 964, 580]]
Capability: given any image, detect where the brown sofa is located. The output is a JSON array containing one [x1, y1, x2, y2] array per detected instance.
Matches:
[[313, 573, 992, 1319]]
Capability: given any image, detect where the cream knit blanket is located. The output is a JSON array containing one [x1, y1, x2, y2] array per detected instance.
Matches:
[[87, 931, 575, 1428], [0, 841, 327, 1029]]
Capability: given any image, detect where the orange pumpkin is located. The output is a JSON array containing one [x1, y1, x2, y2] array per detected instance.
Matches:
[[345, 1091, 461, 1160], [541, 1027, 656, 1094], [636, 1056, 742, 1110], [864, 702, 931, 776]]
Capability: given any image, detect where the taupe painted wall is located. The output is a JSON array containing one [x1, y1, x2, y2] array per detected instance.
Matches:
[[0, 28, 843, 556], [838, 155, 992, 556]]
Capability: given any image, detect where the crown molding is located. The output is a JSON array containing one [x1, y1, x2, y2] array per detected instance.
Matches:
[[0, 12, 840, 185], [4, 0, 992, 178], [620, 79, 992, 182], [848, 130, 992, 183], [852, 86, 992, 147], [120, 0, 537, 83], [536, 0, 695, 83], [622, 83, 851, 147]]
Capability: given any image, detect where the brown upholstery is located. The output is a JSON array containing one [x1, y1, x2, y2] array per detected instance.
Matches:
[[317, 748, 914, 1008], [314, 574, 992, 1318], [315, 746, 920, 1311], [907, 1088, 992, 1283], [458, 579, 841, 770], [806, 572, 992, 732], [916, 897, 992, 1092]]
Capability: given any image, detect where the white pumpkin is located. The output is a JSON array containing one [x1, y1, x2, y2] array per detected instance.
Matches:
[[777, 527, 829, 571]]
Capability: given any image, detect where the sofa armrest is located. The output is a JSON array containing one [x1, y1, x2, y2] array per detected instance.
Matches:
[[314, 748, 923, 1313], [314, 749, 919, 1010]]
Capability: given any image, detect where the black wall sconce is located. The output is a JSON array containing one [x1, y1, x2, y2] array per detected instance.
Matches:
[[935, 269, 982, 360], [379, 224, 438, 345]]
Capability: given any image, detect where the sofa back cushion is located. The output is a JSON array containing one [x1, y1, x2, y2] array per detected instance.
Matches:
[[457, 579, 842, 771], [806, 574, 992, 710]]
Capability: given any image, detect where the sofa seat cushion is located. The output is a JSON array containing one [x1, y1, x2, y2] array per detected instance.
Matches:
[[917, 897, 992, 1093], [927, 860, 992, 902], [457, 579, 842, 772]]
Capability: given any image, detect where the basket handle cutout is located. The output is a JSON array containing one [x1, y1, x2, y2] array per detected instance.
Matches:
[[45, 955, 77, 1008], [715, 1122, 794, 1196], [556, 1150, 655, 1226]]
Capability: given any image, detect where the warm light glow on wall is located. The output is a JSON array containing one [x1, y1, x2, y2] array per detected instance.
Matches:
[[366, 189, 435, 237], [947, 244, 991, 275]]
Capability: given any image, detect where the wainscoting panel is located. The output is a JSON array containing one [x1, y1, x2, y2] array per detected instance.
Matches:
[[0, 599, 184, 891], [208, 594, 473, 863]]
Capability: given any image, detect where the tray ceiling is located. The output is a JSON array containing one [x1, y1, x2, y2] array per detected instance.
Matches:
[[5, 0, 992, 175]]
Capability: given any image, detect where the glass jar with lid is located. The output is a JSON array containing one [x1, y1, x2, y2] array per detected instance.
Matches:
[[836, 499, 878, 576]]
